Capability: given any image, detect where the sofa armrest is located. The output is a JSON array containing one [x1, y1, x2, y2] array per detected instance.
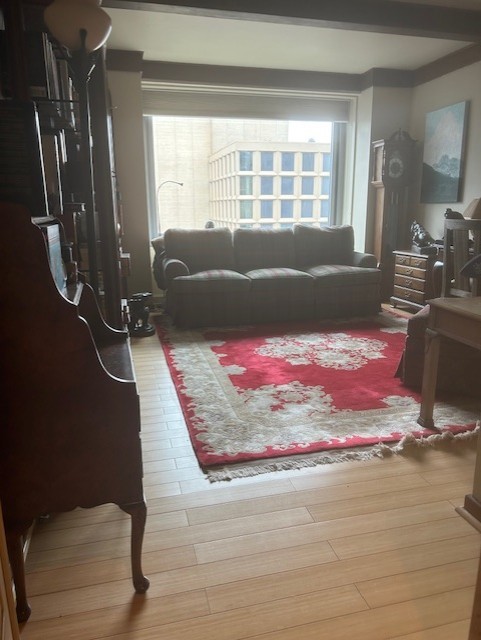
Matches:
[[164, 258, 190, 283], [352, 251, 378, 268]]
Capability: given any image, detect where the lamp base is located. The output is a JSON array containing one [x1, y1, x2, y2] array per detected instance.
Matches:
[[128, 292, 155, 338]]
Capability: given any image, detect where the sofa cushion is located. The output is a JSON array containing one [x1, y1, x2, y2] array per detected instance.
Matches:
[[164, 227, 235, 273], [245, 267, 314, 291], [294, 224, 354, 267], [233, 228, 296, 272], [306, 264, 381, 286], [170, 269, 251, 294]]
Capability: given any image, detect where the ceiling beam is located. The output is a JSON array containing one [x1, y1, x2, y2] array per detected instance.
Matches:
[[103, 0, 481, 42]]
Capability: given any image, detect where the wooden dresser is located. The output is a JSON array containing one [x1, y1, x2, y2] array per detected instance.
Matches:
[[0, 203, 149, 622], [390, 250, 438, 311]]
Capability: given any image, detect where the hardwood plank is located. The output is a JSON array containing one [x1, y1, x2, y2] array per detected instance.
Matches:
[[28, 510, 189, 553], [357, 558, 478, 608], [21, 590, 210, 639], [103, 584, 367, 640], [25, 506, 314, 572], [194, 501, 459, 564], [242, 588, 474, 640], [25, 546, 197, 596], [389, 619, 470, 639], [206, 534, 480, 613], [185, 473, 430, 526], [330, 516, 476, 560]]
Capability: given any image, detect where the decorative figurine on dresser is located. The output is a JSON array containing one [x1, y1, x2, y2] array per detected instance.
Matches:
[[0, 203, 149, 622], [371, 129, 417, 300]]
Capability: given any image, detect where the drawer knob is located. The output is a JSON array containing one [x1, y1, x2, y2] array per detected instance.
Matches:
[[406, 279, 412, 286]]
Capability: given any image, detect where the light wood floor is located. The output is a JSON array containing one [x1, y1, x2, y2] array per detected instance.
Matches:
[[20, 326, 481, 640]]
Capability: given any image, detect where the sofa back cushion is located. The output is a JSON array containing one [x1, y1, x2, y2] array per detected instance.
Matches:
[[293, 224, 354, 266], [233, 228, 296, 272], [163, 227, 235, 273]]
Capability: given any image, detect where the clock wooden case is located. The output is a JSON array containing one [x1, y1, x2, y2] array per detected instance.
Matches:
[[371, 130, 416, 301]]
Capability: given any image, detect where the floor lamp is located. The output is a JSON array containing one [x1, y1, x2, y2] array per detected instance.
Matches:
[[43, 0, 112, 296]]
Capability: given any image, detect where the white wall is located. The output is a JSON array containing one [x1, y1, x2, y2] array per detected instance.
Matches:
[[409, 61, 481, 240], [353, 86, 412, 253], [351, 89, 373, 250]]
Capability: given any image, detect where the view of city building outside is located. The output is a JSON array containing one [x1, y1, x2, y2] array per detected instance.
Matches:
[[151, 116, 332, 234]]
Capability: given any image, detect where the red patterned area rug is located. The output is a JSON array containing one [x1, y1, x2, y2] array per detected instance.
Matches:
[[155, 312, 480, 481]]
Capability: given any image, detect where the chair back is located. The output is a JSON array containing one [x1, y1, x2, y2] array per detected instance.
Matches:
[[442, 218, 481, 297]]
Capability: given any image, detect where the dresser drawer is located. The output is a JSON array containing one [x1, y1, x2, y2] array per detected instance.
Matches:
[[395, 254, 429, 269], [394, 274, 426, 292], [393, 285, 425, 305], [410, 255, 429, 269], [395, 264, 426, 280]]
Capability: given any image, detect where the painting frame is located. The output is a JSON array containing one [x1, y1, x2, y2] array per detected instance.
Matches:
[[420, 100, 469, 204]]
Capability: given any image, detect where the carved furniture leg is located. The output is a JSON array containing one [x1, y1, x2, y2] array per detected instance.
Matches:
[[120, 501, 150, 593], [6, 529, 31, 623], [417, 327, 441, 429]]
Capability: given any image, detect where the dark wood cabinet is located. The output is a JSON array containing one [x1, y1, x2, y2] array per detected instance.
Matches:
[[0, 2, 145, 623], [0, 203, 149, 622], [0, 0, 126, 328]]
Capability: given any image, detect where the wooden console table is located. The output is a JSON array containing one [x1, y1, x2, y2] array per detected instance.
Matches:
[[417, 297, 481, 429]]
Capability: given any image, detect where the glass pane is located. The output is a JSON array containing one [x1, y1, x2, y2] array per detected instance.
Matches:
[[302, 176, 314, 195], [280, 200, 294, 218], [321, 176, 331, 196], [321, 199, 330, 219], [323, 153, 332, 172], [260, 200, 273, 218], [240, 200, 253, 219], [281, 176, 294, 194], [301, 200, 313, 218], [261, 151, 274, 171], [281, 152, 295, 171], [260, 176, 274, 195], [240, 175, 253, 195], [302, 152, 315, 171], [239, 150, 253, 171]]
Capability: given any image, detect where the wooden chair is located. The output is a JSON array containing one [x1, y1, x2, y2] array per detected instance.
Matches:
[[442, 218, 481, 297], [396, 218, 481, 396]]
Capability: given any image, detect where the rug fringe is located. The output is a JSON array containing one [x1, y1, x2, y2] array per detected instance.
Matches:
[[206, 422, 480, 482]]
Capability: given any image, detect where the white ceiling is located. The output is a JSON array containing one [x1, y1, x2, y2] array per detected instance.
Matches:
[[103, 0, 481, 75]]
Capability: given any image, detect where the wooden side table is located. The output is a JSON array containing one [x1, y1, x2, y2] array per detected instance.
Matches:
[[417, 297, 481, 429]]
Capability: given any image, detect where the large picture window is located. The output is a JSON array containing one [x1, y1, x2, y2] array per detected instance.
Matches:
[[144, 111, 346, 235]]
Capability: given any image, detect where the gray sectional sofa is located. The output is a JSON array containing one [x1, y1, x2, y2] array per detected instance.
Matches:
[[152, 224, 381, 328]]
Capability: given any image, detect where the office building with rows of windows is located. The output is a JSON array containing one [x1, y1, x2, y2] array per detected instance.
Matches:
[[209, 141, 331, 229]]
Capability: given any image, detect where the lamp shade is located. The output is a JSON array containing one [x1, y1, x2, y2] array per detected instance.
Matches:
[[463, 198, 481, 220], [44, 0, 112, 53]]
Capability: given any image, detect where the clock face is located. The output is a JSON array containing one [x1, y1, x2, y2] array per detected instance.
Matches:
[[387, 152, 404, 179], [383, 146, 411, 187]]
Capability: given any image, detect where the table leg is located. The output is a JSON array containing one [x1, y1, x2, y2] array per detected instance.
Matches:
[[417, 327, 440, 429]]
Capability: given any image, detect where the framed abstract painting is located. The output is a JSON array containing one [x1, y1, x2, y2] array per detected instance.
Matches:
[[420, 100, 469, 203]]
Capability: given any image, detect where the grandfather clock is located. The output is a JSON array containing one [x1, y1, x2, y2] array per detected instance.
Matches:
[[371, 129, 416, 300]]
